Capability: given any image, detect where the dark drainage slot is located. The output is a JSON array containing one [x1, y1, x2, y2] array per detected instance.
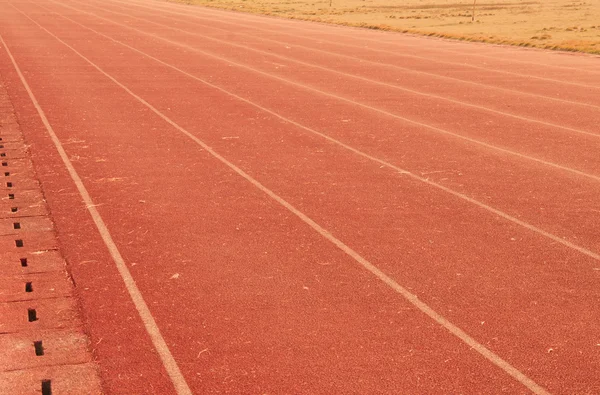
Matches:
[[34, 341, 44, 356], [25, 282, 33, 292], [14, 222, 21, 230], [8, 193, 14, 199], [11, 207, 18, 213], [7, 182, 13, 187], [4, 172, 9, 176], [1, 162, 7, 166], [42, 380, 52, 395], [0, 145, 4, 148], [15, 239, 24, 247], [28, 308, 38, 322], [0, 153, 6, 157], [21, 258, 28, 267]]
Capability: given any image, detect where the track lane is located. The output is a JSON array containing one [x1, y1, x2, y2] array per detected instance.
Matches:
[[4, 2, 600, 393], [39, 0, 600, 186], [62, 0, 600, 140], [106, 0, 600, 77], [113, 0, 600, 86], [0, 29, 194, 395], [0, 4, 553, 394], [0, 41, 181, 395], [92, 0, 600, 109], [59, 0, 600, 148], [32, 0, 600, 254]]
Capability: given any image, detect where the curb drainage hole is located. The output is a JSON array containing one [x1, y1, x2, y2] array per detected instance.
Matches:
[[42, 379, 52, 395], [28, 308, 38, 322], [11, 207, 18, 213], [0, 153, 5, 157], [8, 193, 14, 199], [1, 162, 7, 166], [15, 239, 24, 247], [14, 222, 21, 230], [20, 258, 28, 267], [25, 282, 33, 293], [34, 340, 44, 356], [7, 182, 12, 187], [4, 172, 9, 176]]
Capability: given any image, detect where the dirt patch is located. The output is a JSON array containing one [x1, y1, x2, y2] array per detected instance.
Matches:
[[168, 0, 600, 54]]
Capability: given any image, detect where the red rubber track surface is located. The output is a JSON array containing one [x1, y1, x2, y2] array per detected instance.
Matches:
[[0, 0, 599, 393]]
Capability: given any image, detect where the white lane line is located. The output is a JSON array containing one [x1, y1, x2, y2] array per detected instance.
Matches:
[[41, 0, 600, 184], [106, 0, 600, 110], [0, 27, 193, 395], [74, 0, 600, 140], [32, 0, 600, 263], [11, 6, 552, 393], [116, 0, 600, 88]]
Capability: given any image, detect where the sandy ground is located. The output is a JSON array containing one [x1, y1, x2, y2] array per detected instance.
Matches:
[[169, 0, 600, 54]]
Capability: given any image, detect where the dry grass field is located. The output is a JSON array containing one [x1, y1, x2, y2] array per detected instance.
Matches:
[[169, 0, 600, 54]]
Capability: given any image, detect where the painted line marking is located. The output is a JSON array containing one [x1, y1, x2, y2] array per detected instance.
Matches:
[[0, 28, 193, 395], [9, 4, 560, 393]]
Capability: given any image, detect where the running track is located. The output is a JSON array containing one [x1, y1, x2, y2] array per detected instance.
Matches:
[[0, 0, 599, 393]]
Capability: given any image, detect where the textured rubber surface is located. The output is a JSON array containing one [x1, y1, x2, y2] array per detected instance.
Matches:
[[0, 0, 599, 393]]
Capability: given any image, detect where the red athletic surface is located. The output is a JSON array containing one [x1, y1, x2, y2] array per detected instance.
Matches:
[[1, 0, 599, 393]]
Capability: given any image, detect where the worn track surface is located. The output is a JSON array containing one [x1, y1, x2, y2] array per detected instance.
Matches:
[[0, 0, 599, 393]]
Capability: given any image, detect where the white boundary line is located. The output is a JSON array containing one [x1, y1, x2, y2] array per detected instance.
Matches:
[[72, 0, 600, 140], [7, 4, 553, 393], [40, 0, 600, 184], [0, 30, 193, 395]]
